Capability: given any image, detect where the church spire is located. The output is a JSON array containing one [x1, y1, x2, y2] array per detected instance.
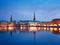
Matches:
[[10, 15, 13, 22], [33, 11, 36, 21]]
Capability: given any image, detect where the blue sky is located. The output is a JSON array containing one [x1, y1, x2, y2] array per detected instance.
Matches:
[[0, 0, 60, 21]]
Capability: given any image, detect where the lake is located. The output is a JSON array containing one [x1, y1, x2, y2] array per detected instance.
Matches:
[[0, 30, 60, 45]]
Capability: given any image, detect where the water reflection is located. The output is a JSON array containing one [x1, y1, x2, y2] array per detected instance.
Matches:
[[0, 26, 60, 45], [0, 27, 60, 40], [0, 29, 60, 45]]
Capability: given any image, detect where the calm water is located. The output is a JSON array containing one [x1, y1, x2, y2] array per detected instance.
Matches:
[[0, 30, 60, 45]]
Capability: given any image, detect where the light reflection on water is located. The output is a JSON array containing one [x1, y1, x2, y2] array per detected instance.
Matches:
[[0, 30, 60, 45]]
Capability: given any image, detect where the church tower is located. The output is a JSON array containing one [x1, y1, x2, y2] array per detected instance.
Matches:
[[10, 15, 13, 22], [33, 11, 36, 21]]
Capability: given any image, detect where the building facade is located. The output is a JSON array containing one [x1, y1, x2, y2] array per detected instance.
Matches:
[[0, 12, 60, 33]]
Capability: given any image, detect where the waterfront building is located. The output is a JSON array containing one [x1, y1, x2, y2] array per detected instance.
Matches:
[[0, 20, 8, 31], [0, 12, 60, 33]]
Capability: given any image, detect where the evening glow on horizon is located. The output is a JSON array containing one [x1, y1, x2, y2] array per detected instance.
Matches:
[[0, 0, 60, 21]]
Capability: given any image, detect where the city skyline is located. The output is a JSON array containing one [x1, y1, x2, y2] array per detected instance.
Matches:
[[0, 13, 60, 33], [1, 0, 60, 45], [0, 11, 60, 22]]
